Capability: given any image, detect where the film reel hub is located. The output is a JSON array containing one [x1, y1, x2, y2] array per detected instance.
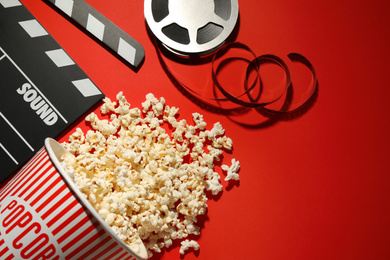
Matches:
[[145, 0, 239, 56]]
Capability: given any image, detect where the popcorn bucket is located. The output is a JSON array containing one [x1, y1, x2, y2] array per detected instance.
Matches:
[[0, 138, 148, 260]]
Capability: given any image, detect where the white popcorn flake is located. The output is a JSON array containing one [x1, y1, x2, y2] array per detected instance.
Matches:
[[209, 122, 225, 138], [192, 112, 207, 130], [100, 97, 117, 114], [180, 239, 199, 255], [60, 92, 240, 258], [206, 174, 223, 195], [105, 212, 117, 225], [222, 158, 241, 181]]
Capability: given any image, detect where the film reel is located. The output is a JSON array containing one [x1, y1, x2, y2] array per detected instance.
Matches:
[[144, 0, 239, 56]]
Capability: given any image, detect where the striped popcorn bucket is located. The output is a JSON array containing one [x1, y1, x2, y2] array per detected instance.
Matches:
[[0, 138, 147, 260]]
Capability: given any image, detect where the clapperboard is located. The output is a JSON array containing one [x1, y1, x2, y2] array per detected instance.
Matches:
[[0, 0, 105, 183]]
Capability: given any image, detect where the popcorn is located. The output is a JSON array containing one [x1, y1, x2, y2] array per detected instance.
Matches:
[[179, 239, 200, 255], [60, 92, 240, 258], [205, 172, 223, 195], [222, 158, 241, 181]]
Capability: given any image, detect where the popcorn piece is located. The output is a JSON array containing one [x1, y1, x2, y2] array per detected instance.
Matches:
[[222, 158, 240, 181], [208, 122, 225, 139], [85, 112, 118, 136], [179, 239, 200, 255], [192, 112, 207, 130], [60, 93, 240, 258], [205, 172, 223, 195], [100, 96, 116, 114]]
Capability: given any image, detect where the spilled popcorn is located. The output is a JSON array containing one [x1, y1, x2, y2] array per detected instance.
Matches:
[[60, 92, 240, 258]]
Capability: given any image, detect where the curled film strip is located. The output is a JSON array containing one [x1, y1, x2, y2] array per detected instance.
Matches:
[[145, 0, 318, 118]]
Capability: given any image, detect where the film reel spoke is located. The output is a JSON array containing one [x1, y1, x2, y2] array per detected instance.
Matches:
[[188, 28, 198, 47], [210, 15, 228, 29], [156, 15, 174, 30]]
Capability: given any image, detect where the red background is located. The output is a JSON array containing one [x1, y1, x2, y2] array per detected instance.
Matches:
[[19, 0, 390, 259]]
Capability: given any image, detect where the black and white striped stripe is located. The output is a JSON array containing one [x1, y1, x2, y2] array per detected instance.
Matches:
[[48, 0, 145, 68]]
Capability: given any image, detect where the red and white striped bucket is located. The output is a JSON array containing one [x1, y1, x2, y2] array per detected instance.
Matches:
[[0, 138, 147, 260]]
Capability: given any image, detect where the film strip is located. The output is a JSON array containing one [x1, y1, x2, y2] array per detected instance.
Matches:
[[0, 1, 104, 183], [155, 40, 317, 114], [46, 0, 145, 69], [147, 1, 318, 121]]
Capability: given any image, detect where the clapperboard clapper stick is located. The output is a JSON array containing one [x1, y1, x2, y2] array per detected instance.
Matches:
[[45, 0, 145, 69], [0, 1, 104, 183]]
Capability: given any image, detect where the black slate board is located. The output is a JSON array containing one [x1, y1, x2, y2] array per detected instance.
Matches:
[[0, 0, 104, 183]]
